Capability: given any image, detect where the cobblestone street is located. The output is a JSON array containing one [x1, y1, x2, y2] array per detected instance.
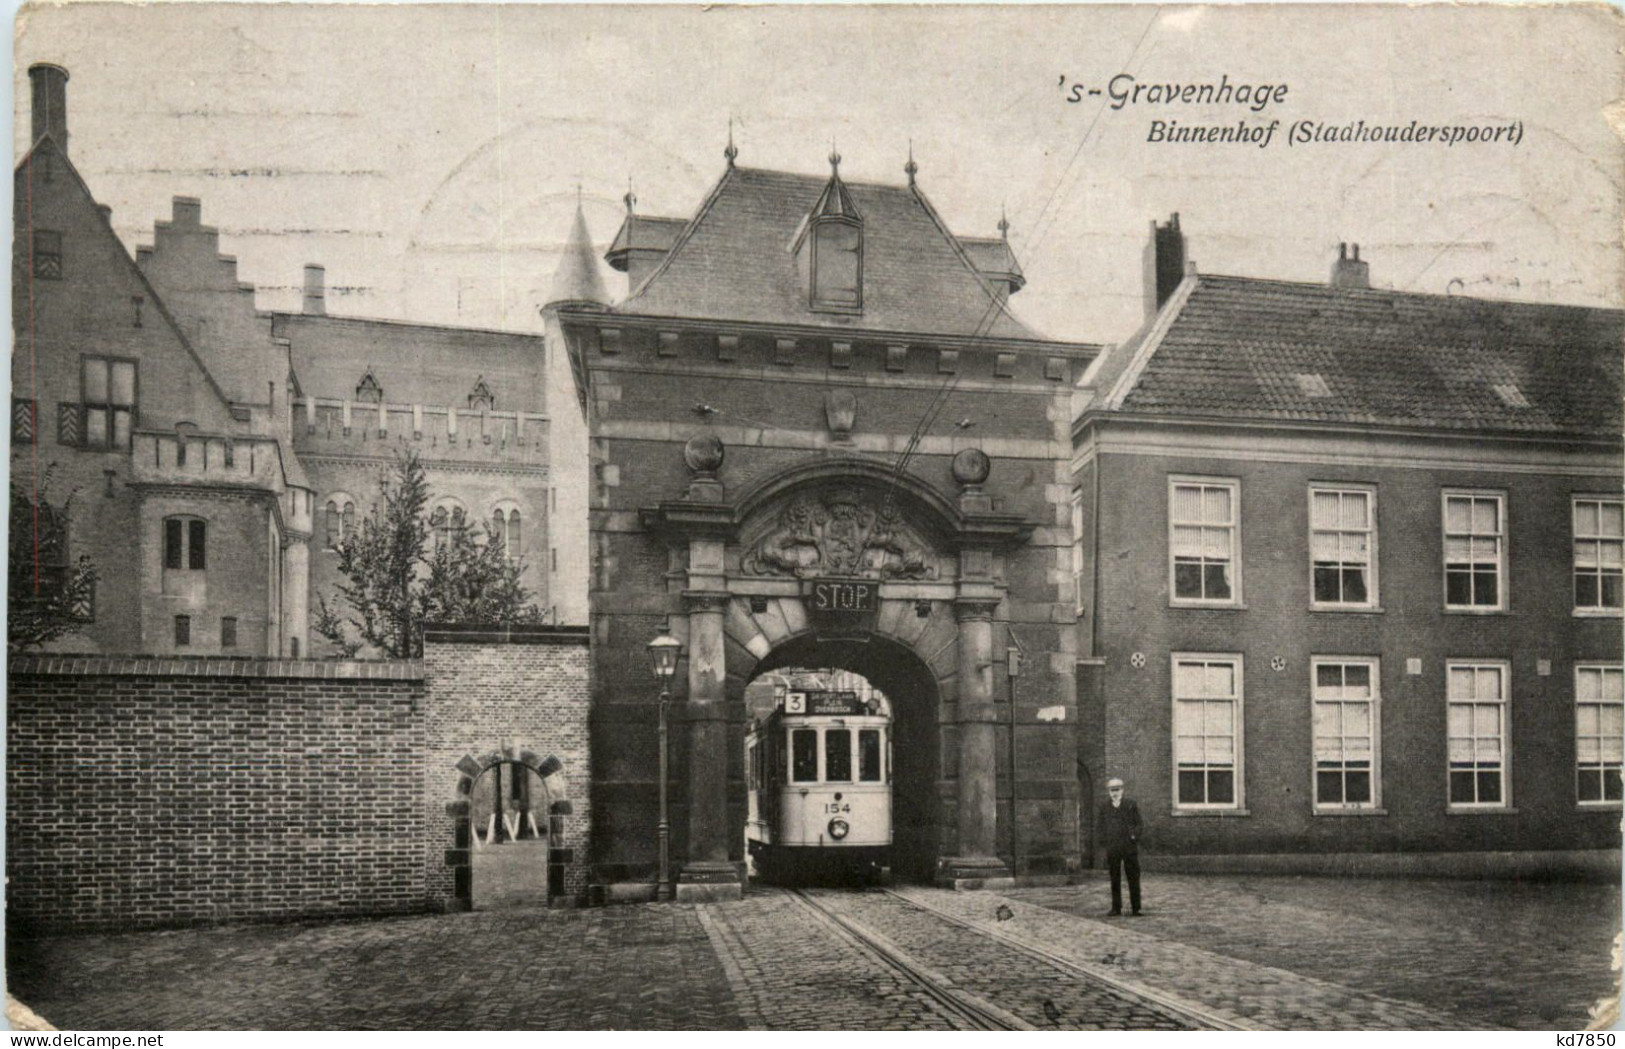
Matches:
[[7, 875, 1617, 1031], [1008, 872, 1622, 1030]]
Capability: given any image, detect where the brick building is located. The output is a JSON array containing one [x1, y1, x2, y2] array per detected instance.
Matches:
[[11, 64, 587, 660], [12, 64, 315, 657], [1071, 218, 1624, 872], [553, 148, 1099, 898]]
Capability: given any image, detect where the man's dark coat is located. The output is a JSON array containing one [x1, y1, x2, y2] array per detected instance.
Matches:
[[1099, 797, 1141, 853]]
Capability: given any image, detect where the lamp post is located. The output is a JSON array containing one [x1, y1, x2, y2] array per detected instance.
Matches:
[[647, 628, 682, 901]]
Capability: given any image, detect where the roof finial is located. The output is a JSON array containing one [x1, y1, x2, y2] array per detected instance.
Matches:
[[724, 118, 738, 167], [624, 176, 636, 214], [998, 203, 1010, 240], [829, 139, 841, 173], [905, 140, 918, 186]]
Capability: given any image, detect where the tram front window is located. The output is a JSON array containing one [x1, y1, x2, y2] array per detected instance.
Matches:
[[859, 729, 882, 781], [826, 729, 852, 782], [791, 729, 819, 782]]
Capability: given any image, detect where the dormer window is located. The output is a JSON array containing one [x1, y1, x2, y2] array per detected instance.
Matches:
[[356, 370, 382, 404], [468, 378, 494, 412], [800, 152, 863, 314], [813, 220, 862, 311]]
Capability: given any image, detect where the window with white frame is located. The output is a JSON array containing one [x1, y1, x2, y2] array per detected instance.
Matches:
[[1443, 492, 1505, 610], [1310, 487, 1376, 607], [80, 356, 137, 450], [1070, 488, 1085, 613], [1573, 498, 1624, 613], [1173, 654, 1243, 808], [1312, 659, 1380, 809], [1169, 478, 1239, 604], [1447, 661, 1510, 808], [1576, 664, 1623, 805]]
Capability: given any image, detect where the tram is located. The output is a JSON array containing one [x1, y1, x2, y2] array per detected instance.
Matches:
[[746, 688, 892, 884]]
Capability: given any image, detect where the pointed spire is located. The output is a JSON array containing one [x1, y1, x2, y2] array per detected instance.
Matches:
[[998, 204, 1010, 240], [904, 140, 918, 187], [724, 119, 738, 167], [809, 143, 860, 222], [546, 203, 609, 309]]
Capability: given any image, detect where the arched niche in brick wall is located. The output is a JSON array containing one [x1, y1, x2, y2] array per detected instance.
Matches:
[[443, 748, 573, 910]]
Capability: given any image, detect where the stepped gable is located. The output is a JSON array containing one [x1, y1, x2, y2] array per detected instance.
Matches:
[[137, 196, 285, 411], [13, 137, 239, 435], [619, 165, 1040, 340], [1110, 274, 1625, 438]]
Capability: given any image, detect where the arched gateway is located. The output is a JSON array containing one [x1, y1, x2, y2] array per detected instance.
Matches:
[[548, 149, 1098, 900]]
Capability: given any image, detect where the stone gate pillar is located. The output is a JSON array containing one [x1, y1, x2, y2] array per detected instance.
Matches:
[[939, 596, 1014, 889], [678, 587, 740, 900], [668, 434, 743, 902], [939, 447, 1017, 889]]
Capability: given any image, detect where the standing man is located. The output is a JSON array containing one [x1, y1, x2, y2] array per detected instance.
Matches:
[[1099, 776, 1142, 916]]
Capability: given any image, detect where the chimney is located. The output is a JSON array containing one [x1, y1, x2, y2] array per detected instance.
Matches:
[[1331, 242, 1370, 290], [1142, 213, 1185, 318], [29, 64, 69, 154], [302, 265, 326, 315]]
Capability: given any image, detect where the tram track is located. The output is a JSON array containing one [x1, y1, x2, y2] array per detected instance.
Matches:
[[878, 887, 1249, 1031], [786, 888, 1032, 1031]]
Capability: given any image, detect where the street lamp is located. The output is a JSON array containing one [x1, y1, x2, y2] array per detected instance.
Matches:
[[647, 628, 682, 901]]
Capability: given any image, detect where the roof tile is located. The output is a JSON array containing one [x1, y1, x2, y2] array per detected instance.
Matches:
[[1114, 275, 1623, 437], [619, 166, 1038, 341]]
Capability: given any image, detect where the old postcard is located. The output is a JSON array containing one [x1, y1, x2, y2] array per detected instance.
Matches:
[[7, 2, 1622, 1034]]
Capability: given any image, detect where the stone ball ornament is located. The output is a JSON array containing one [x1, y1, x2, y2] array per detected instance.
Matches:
[[683, 432, 725, 476], [951, 447, 991, 487]]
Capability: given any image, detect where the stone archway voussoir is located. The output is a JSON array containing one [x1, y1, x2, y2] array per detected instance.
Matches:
[[748, 599, 793, 644], [775, 596, 808, 635], [873, 599, 906, 640]]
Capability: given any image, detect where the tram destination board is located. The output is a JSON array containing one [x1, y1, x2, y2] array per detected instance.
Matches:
[[784, 690, 868, 716]]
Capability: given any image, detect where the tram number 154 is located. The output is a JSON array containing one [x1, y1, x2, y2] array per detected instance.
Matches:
[[823, 802, 851, 814]]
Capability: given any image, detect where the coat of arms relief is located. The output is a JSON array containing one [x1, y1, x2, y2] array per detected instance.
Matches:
[[740, 487, 937, 580]]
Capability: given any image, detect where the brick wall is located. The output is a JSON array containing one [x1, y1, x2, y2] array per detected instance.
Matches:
[[422, 626, 591, 905], [8, 630, 592, 930], [6, 656, 425, 931]]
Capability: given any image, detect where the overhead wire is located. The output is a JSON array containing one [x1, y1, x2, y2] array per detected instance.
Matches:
[[877, 8, 1164, 522]]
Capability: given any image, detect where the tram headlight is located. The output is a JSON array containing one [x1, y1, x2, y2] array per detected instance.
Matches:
[[828, 818, 850, 840]]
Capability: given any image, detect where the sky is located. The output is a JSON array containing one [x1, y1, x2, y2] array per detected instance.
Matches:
[[13, 3, 1623, 345]]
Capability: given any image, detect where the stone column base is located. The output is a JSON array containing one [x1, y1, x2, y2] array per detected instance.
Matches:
[[674, 862, 743, 903], [935, 856, 1016, 891]]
